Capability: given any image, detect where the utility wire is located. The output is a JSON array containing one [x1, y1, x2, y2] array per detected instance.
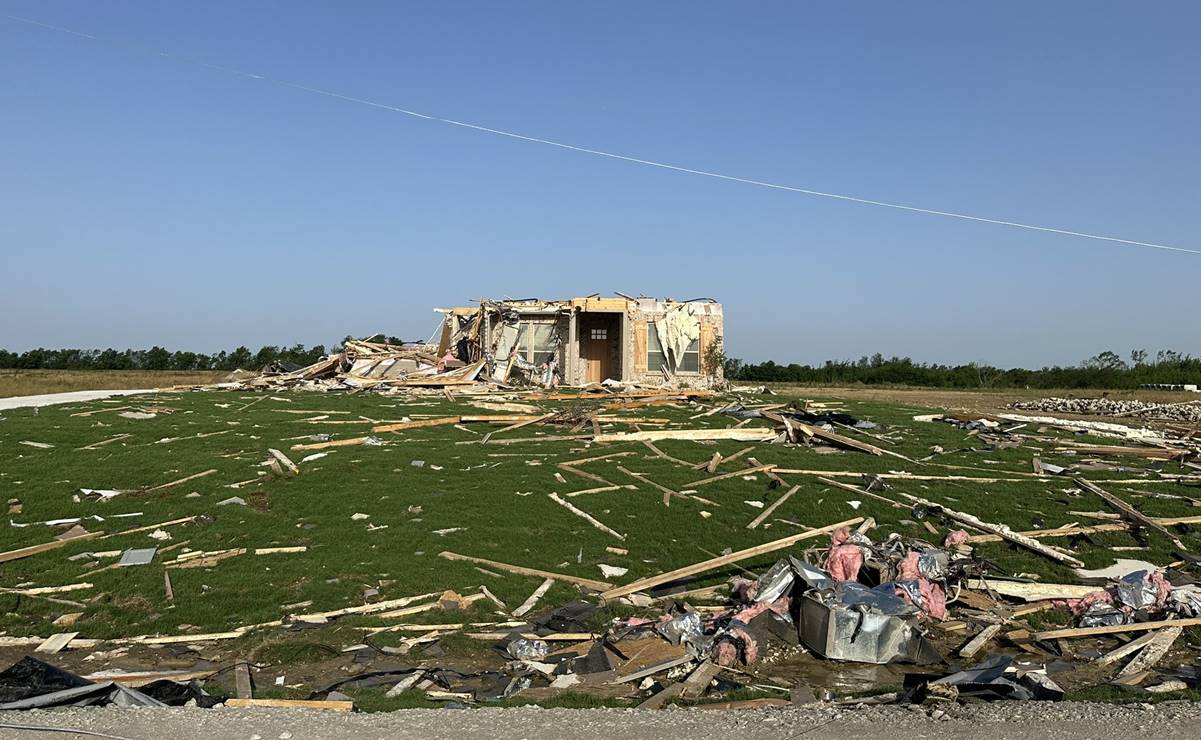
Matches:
[[6, 13, 1198, 257]]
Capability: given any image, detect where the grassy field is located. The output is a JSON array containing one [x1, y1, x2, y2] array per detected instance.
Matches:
[[2, 385, 1198, 702], [0, 369, 227, 397]]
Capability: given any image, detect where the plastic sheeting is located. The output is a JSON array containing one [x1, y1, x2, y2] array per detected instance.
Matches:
[[652, 305, 700, 373]]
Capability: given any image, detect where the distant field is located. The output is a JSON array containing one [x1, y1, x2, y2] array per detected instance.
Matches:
[[0, 369, 227, 397]]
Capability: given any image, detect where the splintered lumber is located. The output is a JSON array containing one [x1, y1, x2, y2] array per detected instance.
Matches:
[[83, 669, 215, 687], [267, 448, 299, 475], [0, 531, 103, 564], [101, 515, 198, 540], [560, 451, 636, 466], [1096, 630, 1162, 667], [564, 484, 630, 497], [966, 516, 1201, 544], [792, 421, 884, 456], [1056, 444, 1189, 461], [679, 660, 724, 699], [896, 493, 1084, 568], [225, 698, 353, 712], [167, 548, 246, 569], [291, 436, 378, 451], [557, 463, 614, 487], [815, 477, 905, 509], [483, 413, 556, 443], [1115, 626, 1182, 679], [964, 578, 1099, 601], [958, 624, 1002, 659], [611, 656, 694, 684], [746, 485, 799, 529], [1030, 617, 1201, 641], [642, 440, 697, 467], [465, 632, 595, 641], [511, 578, 554, 617], [235, 660, 254, 699], [547, 493, 626, 540], [145, 469, 217, 492], [593, 428, 777, 444], [371, 416, 461, 433], [684, 463, 776, 488], [439, 551, 614, 591], [163, 571, 174, 604], [78, 433, 134, 451], [1075, 478, 1189, 551], [294, 591, 441, 621], [600, 517, 863, 600]]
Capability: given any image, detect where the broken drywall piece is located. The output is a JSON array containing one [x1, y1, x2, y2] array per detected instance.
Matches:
[[216, 497, 246, 506], [117, 548, 157, 567], [598, 564, 629, 578]]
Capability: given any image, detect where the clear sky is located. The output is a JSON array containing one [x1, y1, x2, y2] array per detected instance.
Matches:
[[1, 1, 1197, 367]]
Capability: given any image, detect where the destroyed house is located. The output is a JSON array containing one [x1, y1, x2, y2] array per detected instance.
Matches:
[[436, 296, 724, 386]]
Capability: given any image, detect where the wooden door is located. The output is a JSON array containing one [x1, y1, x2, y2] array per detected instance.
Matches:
[[584, 326, 610, 383]]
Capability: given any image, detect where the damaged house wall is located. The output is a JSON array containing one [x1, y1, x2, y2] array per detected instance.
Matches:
[[436, 296, 724, 388]]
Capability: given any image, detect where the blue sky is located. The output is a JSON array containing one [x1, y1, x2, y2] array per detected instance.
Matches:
[[1, 2, 1197, 366]]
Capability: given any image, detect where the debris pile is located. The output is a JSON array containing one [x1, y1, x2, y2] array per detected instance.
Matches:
[[1010, 397, 1201, 424]]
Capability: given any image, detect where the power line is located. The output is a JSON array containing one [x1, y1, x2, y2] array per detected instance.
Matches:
[[6, 13, 1199, 257]]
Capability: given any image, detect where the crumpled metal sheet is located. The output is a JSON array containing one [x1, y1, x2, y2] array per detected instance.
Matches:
[[798, 585, 938, 665], [1115, 569, 1162, 610], [657, 612, 703, 647], [1079, 601, 1127, 627], [505, 639, 549, 661], [753, 559, 797, 603]]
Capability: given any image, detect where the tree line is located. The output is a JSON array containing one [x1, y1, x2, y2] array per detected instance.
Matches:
[[723, 349, 1201, 389], [0, 335, 409, 373], [2, 343, 1197, 389]]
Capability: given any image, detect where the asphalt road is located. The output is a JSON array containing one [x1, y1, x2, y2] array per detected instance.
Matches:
[[1, 702, 1197, 740]]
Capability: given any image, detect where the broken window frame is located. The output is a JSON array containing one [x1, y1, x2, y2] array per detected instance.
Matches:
[[647, 328, 700, 374], [514, 319, 559, 367]]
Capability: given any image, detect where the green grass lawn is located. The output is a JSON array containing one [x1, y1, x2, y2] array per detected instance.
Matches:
[[2, 387, 1197, 647]]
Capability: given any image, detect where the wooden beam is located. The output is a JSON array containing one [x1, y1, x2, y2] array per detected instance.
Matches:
[[683, 463, 775, 488], [1076, 478, 1189, 551], [225, 698, 353, 712], [548, 493, 626, 540], [746, 485, 798, 529], [594, 428, 777, 443], [0, 531, 103, 564], [1030, 617, 1201, 641], [438, 551, 614, 591], [599, 518, 862, 600]]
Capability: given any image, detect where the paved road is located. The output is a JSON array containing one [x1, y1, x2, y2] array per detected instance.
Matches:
[[0, 702, 1195, 740], [0, 389, 154, 411]]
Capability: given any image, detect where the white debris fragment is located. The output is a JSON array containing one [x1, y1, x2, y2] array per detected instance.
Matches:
[[598, 564, 628, 578]]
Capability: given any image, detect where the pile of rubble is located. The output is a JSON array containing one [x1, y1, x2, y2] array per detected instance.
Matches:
[[1010, 397, 1201, 424]]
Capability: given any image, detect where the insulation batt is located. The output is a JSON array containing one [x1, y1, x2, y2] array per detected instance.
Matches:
[[824, 527, 864, 582]]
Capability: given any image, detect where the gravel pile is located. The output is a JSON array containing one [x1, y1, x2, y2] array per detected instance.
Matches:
[[1010, 397, 1201, 423]]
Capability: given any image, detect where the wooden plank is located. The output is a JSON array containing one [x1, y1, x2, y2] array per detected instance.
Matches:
[[1116, 626, 1182, 678], [684, 463, 775, 488], [35, 632, 79, 654], [225, 698, 353, 712], [1095, 630, 1161, 667], [600, 517, 863, 600], [145, 469, 217, 492], [609, 655, 694, 684], [511, 578, 554, 617], [163, 571, 174, 604], [291, 436, 378, 451], [633, 319, 648, 374], [679, 660, 722, 699], [964, 578, 1099, 601], [1030, 617, 1201, 641], [958, 624, 1002, 658], [0, 531, 103, 564], [896, 492, 1084, 568], [101, 515, 198, 540], [267, 448, 299, 475], [746, 485, 799, 529], [557, 463, 614, 487], [966, 515, 1201, 544], [235, 660, 254, 699], [594, 428, 777, 444], [438, 551, 614, 591], [83, 669, 214, 687], [548, 493, 626, 540], [1076, 478, 1188, 550]]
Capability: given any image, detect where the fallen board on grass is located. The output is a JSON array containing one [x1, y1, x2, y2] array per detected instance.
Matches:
[[599, 517, 863, 600], [593, 428, 777, 443], [439, 551, 614, 591]]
